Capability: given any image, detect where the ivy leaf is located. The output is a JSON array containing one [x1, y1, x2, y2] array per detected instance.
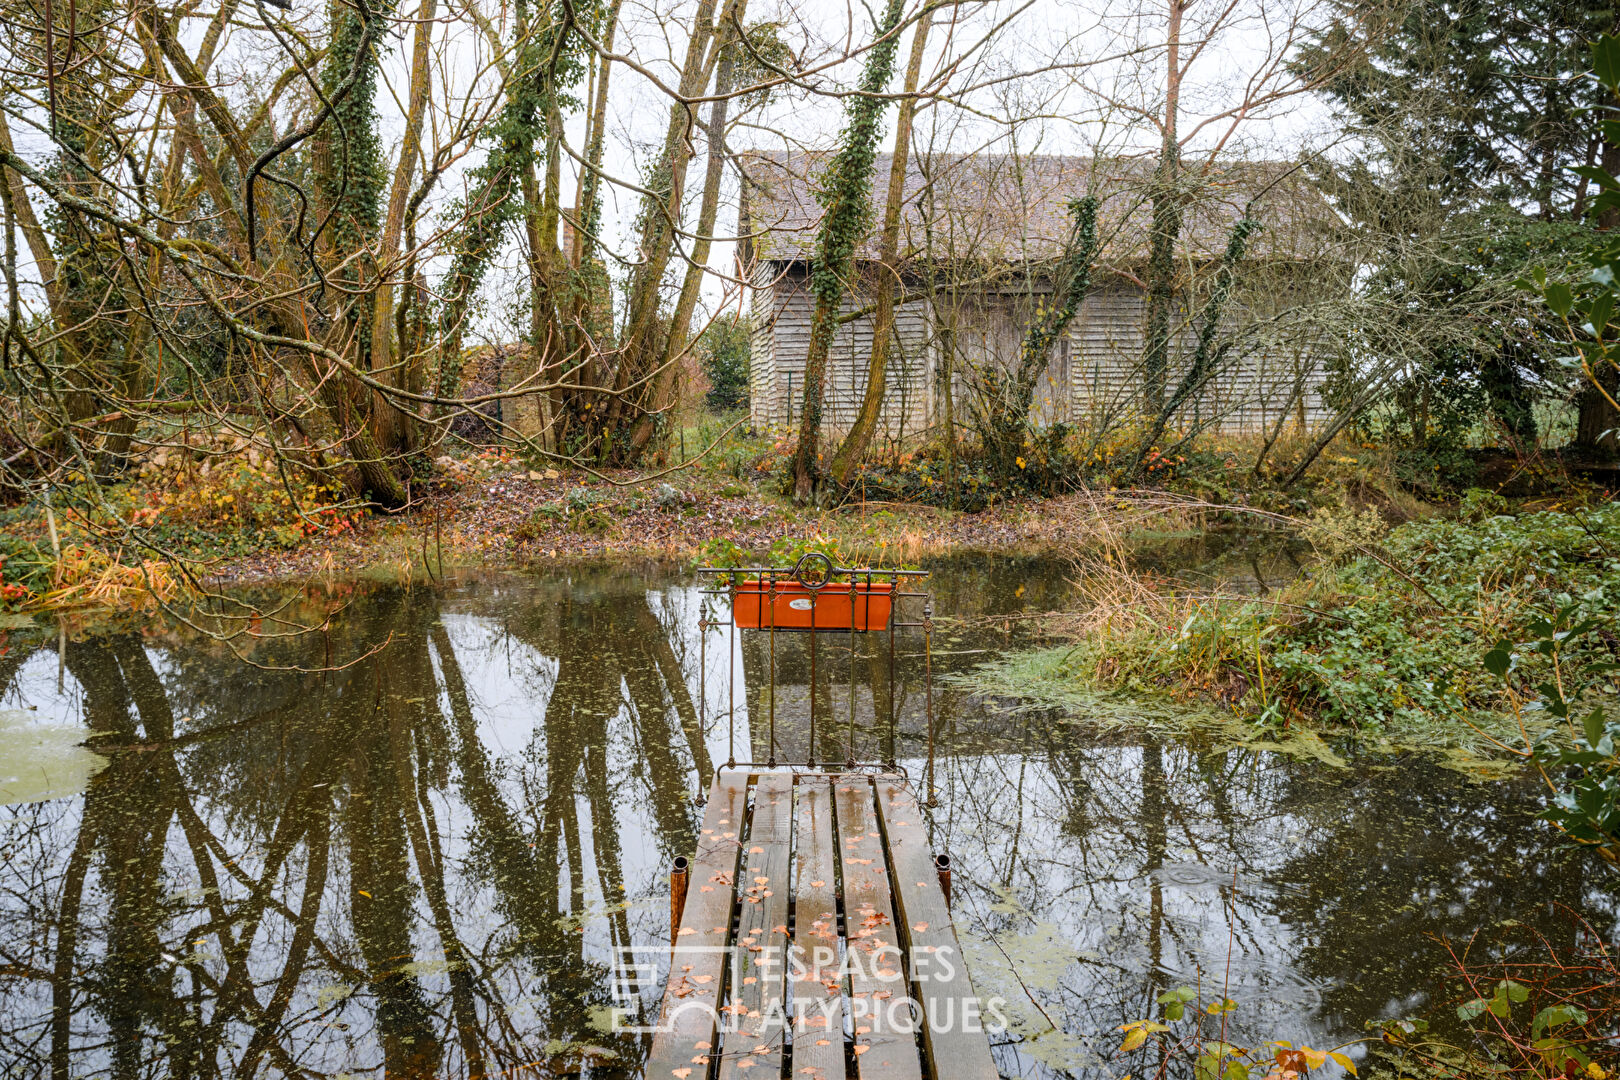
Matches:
[[1531, 1004, 1589, 1041], [1458, 997, 1490, 1021]]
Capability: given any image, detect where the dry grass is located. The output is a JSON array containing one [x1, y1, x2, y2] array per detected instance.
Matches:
[[33, 544, 186, 611]]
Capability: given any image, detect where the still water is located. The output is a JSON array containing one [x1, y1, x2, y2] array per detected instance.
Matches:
[[0, 551, 1609, 1079]]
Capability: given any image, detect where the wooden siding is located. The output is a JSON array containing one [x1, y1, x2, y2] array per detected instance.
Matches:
[[748, 261, 777, 430], [1068, 281, 1333, 434], [748, 261, 1333, 437], [749, 265, 933, 437], [950, 290, 1073, 426]]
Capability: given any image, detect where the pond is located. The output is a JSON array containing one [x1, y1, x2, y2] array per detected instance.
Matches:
[[0, 549, 1609, 1079]]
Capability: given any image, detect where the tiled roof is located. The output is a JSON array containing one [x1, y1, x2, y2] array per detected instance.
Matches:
[[737, 150, 1335, 265]]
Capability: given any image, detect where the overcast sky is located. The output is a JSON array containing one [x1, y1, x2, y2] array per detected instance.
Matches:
[[5, 0, 1340, 337]]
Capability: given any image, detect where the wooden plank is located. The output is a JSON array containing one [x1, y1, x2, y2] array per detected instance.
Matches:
[[835, 778, 924, 1080], [718, 773, 794, 1080], [875, 779, 999, 1080], [648, 772, 748, 1080], [791, 777, 844, 1080]]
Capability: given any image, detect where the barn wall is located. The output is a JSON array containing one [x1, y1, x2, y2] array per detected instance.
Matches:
[[949, 290, 1073, 426], [1067, 277, 1333, 434], [748, 260, 1333, 439], [749, 264, 933, 437], [748, 261, 777, 430]]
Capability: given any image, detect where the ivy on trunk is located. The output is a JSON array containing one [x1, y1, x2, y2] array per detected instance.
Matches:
[[789, 0, 908, 503]]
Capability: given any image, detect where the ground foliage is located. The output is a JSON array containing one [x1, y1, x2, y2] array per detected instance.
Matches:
[[969, 503, 1620, 762], [1373, 915, 1620, 1080]]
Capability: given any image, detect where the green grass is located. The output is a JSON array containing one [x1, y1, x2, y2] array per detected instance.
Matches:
[[957, 503, 1620, 765]]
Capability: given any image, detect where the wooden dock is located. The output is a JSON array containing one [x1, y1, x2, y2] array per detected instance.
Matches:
[[646, 770, 999, 1080]]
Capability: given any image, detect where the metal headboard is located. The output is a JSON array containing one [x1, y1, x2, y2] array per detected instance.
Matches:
[[693, 553, 935, 790]]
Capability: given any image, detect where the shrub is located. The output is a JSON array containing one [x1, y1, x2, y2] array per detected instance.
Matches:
[[989, 505, 1620, 752], [698, 315, 750, 412], [1299, 502, 1388, 565]]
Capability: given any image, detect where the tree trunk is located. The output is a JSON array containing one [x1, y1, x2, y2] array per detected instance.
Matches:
[[576, 0, 625, 264], [368, 0, 437, 458], [1131, 215, 1257, 475], [977, 197, 1099, 477], [1141, 0, 1184, 416], [606, 0, 722, 452], [828, 2, 935, 488], [1575, 96, 1620, 458], [790, 0, 908, 502], [628, 0, 750, 454]]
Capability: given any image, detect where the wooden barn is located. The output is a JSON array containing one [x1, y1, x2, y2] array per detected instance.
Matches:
[[736, 151, 1339, 440]]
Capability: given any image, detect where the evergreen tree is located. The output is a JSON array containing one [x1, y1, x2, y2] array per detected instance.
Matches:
[[1296, 0, 1615, 459]]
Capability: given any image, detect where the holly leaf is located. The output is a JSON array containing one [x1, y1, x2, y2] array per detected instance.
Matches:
[[1544, 282, 1575, 317], [1483, 643, 1513, 678], [1594, 34, 1620, 90]]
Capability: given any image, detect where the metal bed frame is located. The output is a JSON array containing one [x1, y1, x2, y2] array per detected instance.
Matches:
[[694, 552, 936, 790]]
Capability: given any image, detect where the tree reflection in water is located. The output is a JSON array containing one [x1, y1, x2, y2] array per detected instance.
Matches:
[[0, 571, 717, 1078], [0, 561, 1609, 1080]]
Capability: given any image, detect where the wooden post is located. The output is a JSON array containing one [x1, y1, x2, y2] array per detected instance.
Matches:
[[670, 854, 690, 946]]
